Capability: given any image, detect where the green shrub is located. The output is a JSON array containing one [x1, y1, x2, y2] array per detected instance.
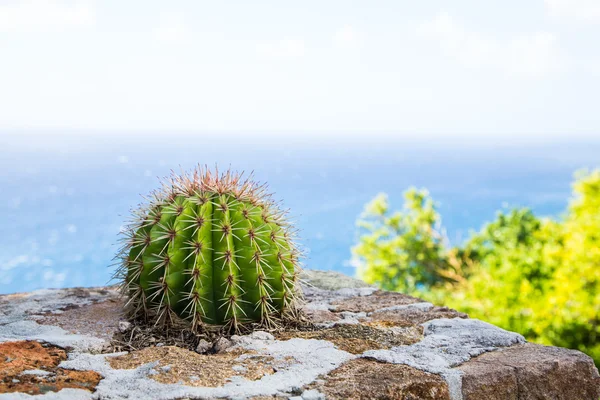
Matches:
[[352, 170, 600, 366], [352, 189, 454, 295]]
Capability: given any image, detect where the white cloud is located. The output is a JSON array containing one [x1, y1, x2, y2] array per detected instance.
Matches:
[[43, 269, 54, 281], [1, 255, 29, 271], [0, 0, 95, 33], [333, 25, 364, 49], [342, 258, 363, 269], [43, 268, 66, 284], [545, 0, 600, 22], [504, 32, 559, 77], [586, 59, 600, 76], [418, 13, 563, 78], [256, 38, 305, 59], [154, 13, 189, 44]]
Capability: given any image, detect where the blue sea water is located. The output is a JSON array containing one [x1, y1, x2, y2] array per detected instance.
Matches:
[[1, 133, 599, 294]]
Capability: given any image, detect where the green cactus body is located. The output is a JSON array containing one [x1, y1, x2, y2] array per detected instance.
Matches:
[[117, 168, 301, 330]]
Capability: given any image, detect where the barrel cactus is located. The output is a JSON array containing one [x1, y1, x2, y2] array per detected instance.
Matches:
[[115, 167, 302, 331]]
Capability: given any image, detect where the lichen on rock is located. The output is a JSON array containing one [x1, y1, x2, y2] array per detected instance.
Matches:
[[0, 271, 598, 400]]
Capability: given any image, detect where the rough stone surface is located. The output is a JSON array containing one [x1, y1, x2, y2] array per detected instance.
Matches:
[[457, 343, 600, 400], [307, 358, 451, 400], [366, 303, 468, 328], [107, 346, 277, 387], [195, 339, 212, 354], [213, 337, 233, 353], [276, 323, 421, 354], [0, 341, 101, 395], [363, 318, 527, 399], [0, 287, 115, 352], [300, 270, 374, 291], [0, 270, 598, 400], [332, 290, 422, 313]]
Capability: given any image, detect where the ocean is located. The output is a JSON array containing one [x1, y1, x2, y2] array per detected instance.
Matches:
[[1, 132, 599, 294]]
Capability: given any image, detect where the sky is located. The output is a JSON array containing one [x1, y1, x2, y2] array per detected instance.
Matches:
[[0, 0, 599, 137]]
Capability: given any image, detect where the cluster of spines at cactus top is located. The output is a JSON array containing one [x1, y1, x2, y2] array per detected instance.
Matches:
[[115, 167, 302, 331]]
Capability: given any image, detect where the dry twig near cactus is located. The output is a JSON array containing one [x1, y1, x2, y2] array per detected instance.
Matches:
[[114, 167, 302, 333]]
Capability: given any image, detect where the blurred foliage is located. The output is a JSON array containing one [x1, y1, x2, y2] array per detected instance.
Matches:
[[354, 189, 451, 293], [352, 169, 600, 366]]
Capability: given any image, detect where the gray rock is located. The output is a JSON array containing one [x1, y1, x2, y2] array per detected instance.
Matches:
[[1, 279, 598, 400], [301, 389, 326, 399], [368, 301, 434, 315], [195, 339, 212, 354], [0, 320, 106, 353], [301, 270, 373, 291], [457, 343, 600, 400], [249, 331, 275, 341], [364, 318, 526, 400], [55, 337, 354, 399], [364, 318, 525, 373], [231, 365, 246, 373], [118, 320, 132, 333], [0, 389, 92, 400], [19, 369, 52, 376], [213, 337, 233, 353]]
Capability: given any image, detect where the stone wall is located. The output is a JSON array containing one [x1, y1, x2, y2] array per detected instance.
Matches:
[[0, 270, 598, 399]]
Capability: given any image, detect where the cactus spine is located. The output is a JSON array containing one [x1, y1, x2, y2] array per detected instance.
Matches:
[[116, 167, 301, 330]]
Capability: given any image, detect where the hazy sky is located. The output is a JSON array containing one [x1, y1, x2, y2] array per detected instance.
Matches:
[[1, 0, 599, 136]]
